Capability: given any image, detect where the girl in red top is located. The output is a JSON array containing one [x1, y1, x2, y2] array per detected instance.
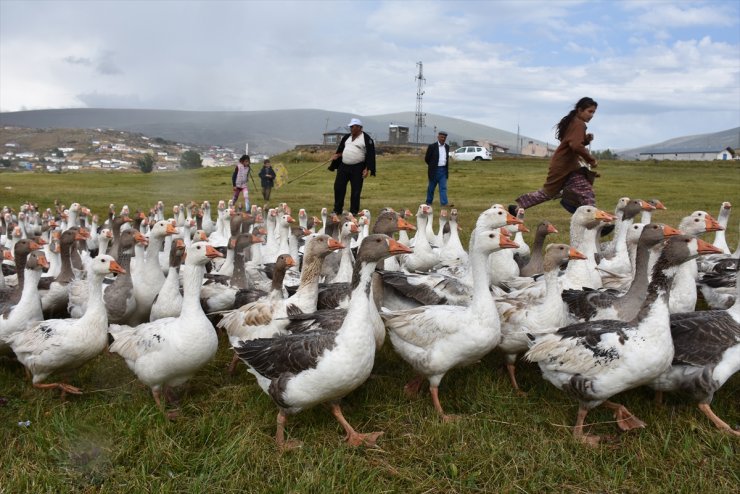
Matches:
[[512, 97, 599, 214]]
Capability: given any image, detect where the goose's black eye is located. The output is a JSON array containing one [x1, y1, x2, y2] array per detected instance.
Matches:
[[489, 234, 494, 238]]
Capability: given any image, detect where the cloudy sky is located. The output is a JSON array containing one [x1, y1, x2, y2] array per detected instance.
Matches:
[[1, 0, 738, 150]]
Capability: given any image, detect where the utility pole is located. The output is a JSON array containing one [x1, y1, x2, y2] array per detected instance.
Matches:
[[414, 61, 426, 144]]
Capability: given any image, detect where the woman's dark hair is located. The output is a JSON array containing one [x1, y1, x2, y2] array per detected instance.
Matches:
[[239, 154, 250, 163], [555, 97, 598, 141]]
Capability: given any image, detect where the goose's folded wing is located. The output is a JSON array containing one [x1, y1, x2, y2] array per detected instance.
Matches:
[[381, 305, 464, 347], [108, 320, 173, 360], [525, 320, 630, 376], [669, 312, 740, 366], [234, 329, 338, 378], [7, 319, 74, 354]]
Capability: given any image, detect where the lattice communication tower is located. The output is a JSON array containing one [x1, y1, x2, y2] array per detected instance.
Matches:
[[414, 61, 426, 144]]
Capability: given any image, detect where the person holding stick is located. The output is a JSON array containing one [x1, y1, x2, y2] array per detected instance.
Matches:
[[328, 118, 376, 215]]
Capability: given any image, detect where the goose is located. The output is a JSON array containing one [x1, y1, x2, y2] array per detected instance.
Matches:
[[200, 232, 264, 314], [496, 244, 586, 393], [562, 224, 681, 323], [1, 238, 42, 310], [518, 221, 559, 277], [217, 235, 343, 349], [436, 208, 467, 268], [39, 229, 85, 320], [697, 260, 737, 310], [0, 251, 48, 352], [379, 206, 521, 309], [8, 255, 125, 396], [560, 206, 616, 291], [648, 282, 740, 436], [67, 228, 148, 323], [597, 197, 631, 257], [669, 211, 723, 313], [638, 198, 667, 225], [201, 200, 215, 236], [381, 228, 518, 421], [234, 234, 410, 449], [108, 242, 223, 416], [131, 220, 178, 324], [525, 235, 722, 446], [710, 202, 731, 254], [149, 238, 187, 321], [511, 207, 531, 267], [0, 245, 13, 292], [598, 199, 655, 280], [329, 220, 359, 283], [402, 204, 439, 273]]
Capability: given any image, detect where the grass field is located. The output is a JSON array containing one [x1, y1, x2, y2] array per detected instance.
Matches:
[[1, 154, 739, 493]]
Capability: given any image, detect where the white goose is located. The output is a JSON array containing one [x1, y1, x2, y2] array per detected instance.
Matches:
[[8, 255, 125, 396], [560, 206, 616, 291], [131, 220, 178, 324], [108, 242, 223, 416], [0, 251, 48, 351], [669, 211, 723, 313], [149, 238, 187, 321], [402, 204, 439, 273], [525, 235, 722, 446], [382, 228, 518, 421], [234, 234, 410, 449], [496, 244, 586, 393]]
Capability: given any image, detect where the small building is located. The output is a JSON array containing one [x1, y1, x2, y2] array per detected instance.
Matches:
[[639, 147, 738, 161], [388, 124, 409, 145], [323, 127, 348, 146]]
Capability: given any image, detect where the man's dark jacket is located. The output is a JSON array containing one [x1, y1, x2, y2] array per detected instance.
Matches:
[[328, 133, 376, 176], [425, 141, 450, 180]]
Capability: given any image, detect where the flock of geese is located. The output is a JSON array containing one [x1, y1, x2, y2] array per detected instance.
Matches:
[[0, 197, 738, 449]]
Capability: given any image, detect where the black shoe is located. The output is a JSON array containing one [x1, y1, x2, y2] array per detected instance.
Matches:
[[442, 203, 454, 208], [507, 204, 518, 216], [600, 224, 616, 237]]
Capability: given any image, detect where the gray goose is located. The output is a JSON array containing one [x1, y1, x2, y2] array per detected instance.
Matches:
[[649, 265, 740, 436], [518, 221, 559, 277], [562, 223, 681, 322], [525, 235, 723, 446], [234, 235, 411, 450]]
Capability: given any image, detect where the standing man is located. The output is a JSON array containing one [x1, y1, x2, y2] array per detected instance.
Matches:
[[424, 130, 452, 207], [328, 118, 376, 215]]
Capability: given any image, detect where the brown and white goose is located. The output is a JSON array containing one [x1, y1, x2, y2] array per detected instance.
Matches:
[[525, 235, 722, 446], [217, 235, 343, 348], [234, 235, 410, 450]]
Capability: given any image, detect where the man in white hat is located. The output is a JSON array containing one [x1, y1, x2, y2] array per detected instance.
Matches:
[[328, 118, 376, 215]]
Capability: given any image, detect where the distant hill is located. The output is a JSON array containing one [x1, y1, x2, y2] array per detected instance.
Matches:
[[618, 127, 740, 159], [0, 108, 542, 155], [2, 108, 736, 158]]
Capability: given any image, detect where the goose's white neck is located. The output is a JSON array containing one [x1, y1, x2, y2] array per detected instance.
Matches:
[[180, 263, 207, 318]]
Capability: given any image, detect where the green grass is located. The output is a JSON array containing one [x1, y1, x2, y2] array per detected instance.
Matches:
[[1, 155, 739, 493]]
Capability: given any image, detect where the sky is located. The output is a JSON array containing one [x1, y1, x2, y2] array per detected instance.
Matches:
[[1, 0, 738, 150]]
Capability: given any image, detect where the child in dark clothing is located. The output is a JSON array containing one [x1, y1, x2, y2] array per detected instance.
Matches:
[[259, 158, 276, 201]]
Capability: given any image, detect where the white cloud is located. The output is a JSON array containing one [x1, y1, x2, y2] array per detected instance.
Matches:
[[0, 0, 738, 150]]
